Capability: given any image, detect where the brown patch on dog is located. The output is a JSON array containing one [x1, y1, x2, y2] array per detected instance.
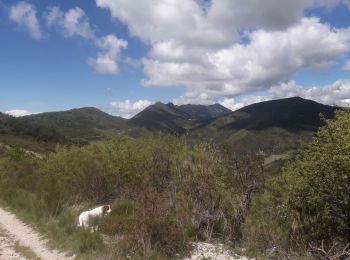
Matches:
[[102, 205, 110, 216]]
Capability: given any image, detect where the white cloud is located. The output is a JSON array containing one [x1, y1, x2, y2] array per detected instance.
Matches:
[[208, 0, 350, 31], [88, 34, 127, 75], [96, 0, 237, 48], [144, 18, 350, 97], [110, 100, 154, 118], [220, 96, 270, 111], [45, 6, 127, 75], [220, 80, 350, 111], [95, 0, 347, 47], [45, 6, 95, 40], [4, 109, 38, 117], [9, 1, 43, 39], [96, 0, 350, 103], [269, 80, 350, 106], [173, 92, 214, 106]]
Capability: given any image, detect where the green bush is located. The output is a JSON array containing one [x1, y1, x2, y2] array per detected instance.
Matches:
[[0, 134, 265, 258], [280, 110, 350, 244], [237, 109, 350, 258]]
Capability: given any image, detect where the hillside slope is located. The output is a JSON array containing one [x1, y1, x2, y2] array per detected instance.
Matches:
[[191, 97, 338, 154], [0, 108, 138, 150], [130, 102, 231, 134], [0, 97, 339, 154], [19, 107, 131, 140]]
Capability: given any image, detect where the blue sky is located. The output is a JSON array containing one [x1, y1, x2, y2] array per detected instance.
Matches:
[[1, 0, 350, 117]]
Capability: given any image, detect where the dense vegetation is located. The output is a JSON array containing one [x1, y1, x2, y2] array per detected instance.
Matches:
[[281, 110, 350, 255], [0, 101, 348, 259], [0, 134, 264, 258], [241, 109, 350, 258]]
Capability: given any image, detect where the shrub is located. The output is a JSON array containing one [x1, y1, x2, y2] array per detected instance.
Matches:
[[0, 134, 266, 258], [281, 110, 350, 245], [108, 187, 191, 258]]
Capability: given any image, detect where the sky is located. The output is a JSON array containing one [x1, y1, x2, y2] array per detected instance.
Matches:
[[1, 0, 350, 118]]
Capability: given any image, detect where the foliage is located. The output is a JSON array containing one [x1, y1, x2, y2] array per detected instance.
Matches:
[[238, 110, 350, 258], [280, 110, 350, 244], [0, 134, 265, 258], [0, 98, 345, 259]]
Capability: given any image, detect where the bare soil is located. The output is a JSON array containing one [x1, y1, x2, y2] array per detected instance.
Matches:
[[0, 207, 74, 260]]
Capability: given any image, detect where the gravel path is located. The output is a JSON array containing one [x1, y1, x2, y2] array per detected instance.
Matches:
[[184, 242, 250, 260], [0, 227, 27, 260], [0, 207, 74, 260]]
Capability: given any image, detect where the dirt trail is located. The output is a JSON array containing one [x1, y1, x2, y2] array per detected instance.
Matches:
[[0, 207, 74, 260], [185, 242, 250, 260], [0, 227, 27, 260]]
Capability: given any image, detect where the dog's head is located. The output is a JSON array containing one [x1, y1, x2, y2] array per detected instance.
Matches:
[[102, 205, 112, 216]]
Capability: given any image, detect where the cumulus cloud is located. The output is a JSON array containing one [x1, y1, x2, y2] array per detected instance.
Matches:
[[95, 0, 347, 46], [144, 18, 350, 97], [44, 6, 127, 75], [88, 35, 127, 75], [45, 6, 95, 39], [173, 92, 215, 106], [4, 109, 38, 117], [208, 0, 350, 31], [9, 1, 43, 39], [220, 96, 270, 111], [220, 80, 350, 111], [96, 0, 237, 48], [110, 100, 154, 118], [269, 80, 350, 106], [96, 0, 350, 103]]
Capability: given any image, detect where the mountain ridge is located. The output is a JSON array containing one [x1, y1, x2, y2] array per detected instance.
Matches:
[[0, 97, 340, 154], [190, 97, 338, 154], [130, 102, 232, 133]]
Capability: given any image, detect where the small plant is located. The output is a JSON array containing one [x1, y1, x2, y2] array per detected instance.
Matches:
[[75, 229, 104, 253]]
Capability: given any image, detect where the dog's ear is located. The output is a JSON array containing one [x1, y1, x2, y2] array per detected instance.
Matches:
[[102, 205, 109, 215]]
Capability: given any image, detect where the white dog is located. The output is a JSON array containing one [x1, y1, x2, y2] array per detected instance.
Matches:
[[78, 205, 111, 232]]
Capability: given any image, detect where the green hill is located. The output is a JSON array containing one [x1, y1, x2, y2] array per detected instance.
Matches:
[[0, 97, 340, 155], [191, 97, 338, 154], [20, 107, 132, 140], [0, 107, 138, 151]]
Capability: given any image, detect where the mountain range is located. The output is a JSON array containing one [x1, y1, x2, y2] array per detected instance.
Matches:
[[0, 97, 339, 154], [130, 102, 231, 134]]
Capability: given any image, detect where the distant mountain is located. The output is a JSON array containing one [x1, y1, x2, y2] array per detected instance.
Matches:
[[0, 97, 341, 155], [0, 107, 137, 146], [130, 102, 232, 134], [191, 97, 338, 154], [176, 103, 231, 119], [0, 111, 66, 143], [21, 107, 131, 139]]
